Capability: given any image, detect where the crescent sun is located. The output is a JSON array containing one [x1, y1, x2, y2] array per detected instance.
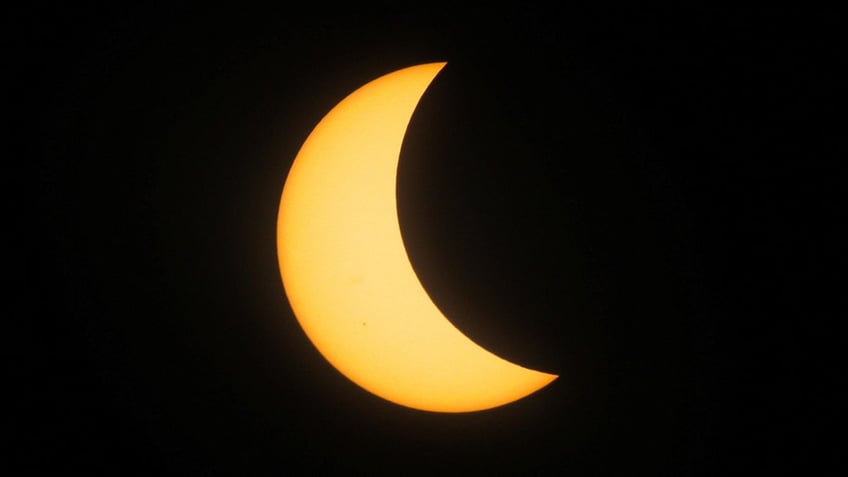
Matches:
[[276, 62, 558, 413]]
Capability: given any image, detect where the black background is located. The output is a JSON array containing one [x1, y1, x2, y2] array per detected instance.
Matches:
[[13, 3, 839, 475]]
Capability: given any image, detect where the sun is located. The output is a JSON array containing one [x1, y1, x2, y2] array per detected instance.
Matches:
[[277, 62, 557, 412]]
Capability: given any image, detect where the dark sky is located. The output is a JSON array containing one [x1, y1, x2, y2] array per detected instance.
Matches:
[[15, 4, 839, 475]]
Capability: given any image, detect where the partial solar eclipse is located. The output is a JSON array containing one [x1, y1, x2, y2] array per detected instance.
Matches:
[[277, 62, 557, 412]]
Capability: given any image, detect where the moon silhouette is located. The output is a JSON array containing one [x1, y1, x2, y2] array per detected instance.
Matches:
[[277, 62, 557, 413]]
